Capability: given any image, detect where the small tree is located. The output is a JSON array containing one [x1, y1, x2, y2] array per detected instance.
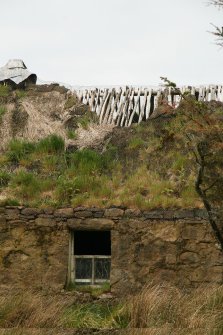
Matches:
[[161, 77, 223, 250], [209, 0, 223, 46]]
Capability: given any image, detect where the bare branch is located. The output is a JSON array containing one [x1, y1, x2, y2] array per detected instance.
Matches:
[[203, 180, 218, 193], [208, 0, 223, 7]]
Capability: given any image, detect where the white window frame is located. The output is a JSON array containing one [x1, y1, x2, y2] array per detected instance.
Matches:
[[74, 255, 111, 285], [68, 231, 111, 285]]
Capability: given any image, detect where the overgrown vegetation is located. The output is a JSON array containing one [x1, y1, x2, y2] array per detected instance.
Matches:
[[2, 89, 221, 210], [161, 77, 223, 250], [1, 285, 223, 332], [0, 111, 204, 209]]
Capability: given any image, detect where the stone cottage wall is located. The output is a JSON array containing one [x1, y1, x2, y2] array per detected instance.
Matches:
[[0, 206, 222, 293]]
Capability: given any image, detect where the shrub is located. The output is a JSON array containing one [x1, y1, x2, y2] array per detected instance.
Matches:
[[37, 135, 65, 154]]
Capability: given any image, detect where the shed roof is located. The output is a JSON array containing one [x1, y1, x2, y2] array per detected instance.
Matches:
[[0, 59, 36, 84]]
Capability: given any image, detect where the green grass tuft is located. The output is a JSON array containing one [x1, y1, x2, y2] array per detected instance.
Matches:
[[37, 134, 65, 154], [7, 140, 36, 164], [12, 171, 42, 199], [67, 130, 77, 140]]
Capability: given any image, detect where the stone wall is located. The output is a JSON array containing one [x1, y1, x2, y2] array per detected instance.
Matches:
[[0, 206, 222, 294]]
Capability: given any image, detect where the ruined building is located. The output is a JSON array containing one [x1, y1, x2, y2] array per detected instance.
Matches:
[[0, 59, 37, 88]]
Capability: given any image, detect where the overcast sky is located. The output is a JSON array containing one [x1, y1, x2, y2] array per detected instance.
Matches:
[[1, 0, 222, 86]]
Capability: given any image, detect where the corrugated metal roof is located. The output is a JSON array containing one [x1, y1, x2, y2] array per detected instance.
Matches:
[[0, 59, 36, 84]]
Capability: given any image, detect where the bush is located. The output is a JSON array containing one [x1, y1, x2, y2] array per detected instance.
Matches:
[[7, 140, 36, 164], [37, 135, 65, 154]]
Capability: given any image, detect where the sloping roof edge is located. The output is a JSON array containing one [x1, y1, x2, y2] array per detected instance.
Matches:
[[0, 59, 37, 85]]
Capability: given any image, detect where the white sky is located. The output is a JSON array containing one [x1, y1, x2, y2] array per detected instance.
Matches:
[[1, 0, 223, 86]]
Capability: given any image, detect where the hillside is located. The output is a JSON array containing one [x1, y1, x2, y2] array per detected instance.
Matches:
[[0, 84, 206, 209]]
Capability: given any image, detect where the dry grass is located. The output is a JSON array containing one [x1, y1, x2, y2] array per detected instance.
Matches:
[[0, 291, 67, 329], [126, 284, 223, 334], [71, 123, 114, 149], [0, 285, 223, 334]]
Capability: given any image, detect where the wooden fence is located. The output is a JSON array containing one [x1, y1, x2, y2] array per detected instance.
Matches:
[[76, 85, 223, 127]]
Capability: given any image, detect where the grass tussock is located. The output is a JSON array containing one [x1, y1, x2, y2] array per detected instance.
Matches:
[[127, 284, 223, 334], [0, 286, 223, 333]]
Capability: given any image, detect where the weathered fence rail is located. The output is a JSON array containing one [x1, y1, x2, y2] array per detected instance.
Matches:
[[76, 85, 223, 127]]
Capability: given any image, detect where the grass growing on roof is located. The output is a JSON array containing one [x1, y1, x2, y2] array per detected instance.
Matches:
[[36, 134, 65, 154], [0, 85, 10, 97], [0, 170, 11, 187], [0, 112, 202, 209], [7, 140, 36, 164], [15, 89, 27, 99], [0, 105, 7, 122]]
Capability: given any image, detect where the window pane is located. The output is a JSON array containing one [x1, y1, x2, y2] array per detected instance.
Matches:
[[75, 258, 92, 279], [95, 258, 111, 280]]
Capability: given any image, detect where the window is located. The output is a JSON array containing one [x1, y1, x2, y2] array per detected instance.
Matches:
[[70, 230, 111, 285]]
